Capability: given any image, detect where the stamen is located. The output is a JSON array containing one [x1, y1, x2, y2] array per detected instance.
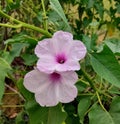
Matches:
[[56, 54, 66, 64]]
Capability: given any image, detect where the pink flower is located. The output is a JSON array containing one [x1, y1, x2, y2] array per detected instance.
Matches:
[[35, 31, 86, 73], [23, 69, 78, 107]]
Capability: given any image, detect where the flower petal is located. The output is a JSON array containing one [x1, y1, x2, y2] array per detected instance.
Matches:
[[57, 71, 78, 103], [69, 40, 87, 60], [55, 60, 80, 72], [35, 83, 59, 107], [24, 69, 78, 107], [35, 71, 78, 106], [34, 31, 86, 73], [61, 71, 78, 85], [36, 58, 56, 73], [54, 71, 78, 103], [52, 31, 73, 54], [35, 39, 55, 58], [53, 31, 73, 41], [23, 69, 50, 92], [35, 31, 74, 58], [58, 84, 78, 103]]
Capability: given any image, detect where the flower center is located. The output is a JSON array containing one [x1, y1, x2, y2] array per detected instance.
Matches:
[[50, 72, 61, 82], [56, 54, 66, 64]]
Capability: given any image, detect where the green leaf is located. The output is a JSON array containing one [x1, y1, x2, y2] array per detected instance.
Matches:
[[87, 0, 95, 8], [25, 100, 48, 124], [6, 43, 28, 63], [109, 96, 120, 124], [3, 43, 28, 64], [94, 2, 104, 19], [10, 43, 28, 57], [89, 104, 115, 124], [25, 100, 67, 124], [5, 33, 37, 47], [105, 38, 120, 54], [82, 35, 92, 51], [108, 86, 120, 95], [16, 111, 28, 124], [75, 80, 87, 92], [78, 96, 91, 124], [90, 45, 120, 87], [0, 57, 11, 101], [21, 54, 38, 66], [5, 0, 21, 11], [82, 34, 97, 52], [5, 34, 27, 43], [48, 10, 68, 30], [0, 75, 5, 103], [47, 104, 67, 124], [116, 4, 120, 13], [0, 57, 11, 71], [65, 115, 80, 124], [49, 0, 71, 31]]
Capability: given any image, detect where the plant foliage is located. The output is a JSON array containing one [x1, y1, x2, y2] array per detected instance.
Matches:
[[0, 0, 120, 124]]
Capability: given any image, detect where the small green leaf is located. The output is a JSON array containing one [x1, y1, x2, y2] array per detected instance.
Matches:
[[25, 100, 48, 124], [10, 43, 28, 57], [3, 43, 28, 64], [108, 86, 120, 95], [87, 0, 95, 8], [89, 104, 115, 124], [21, 54, 38, 66], [82, 35, 91, 51], [90, 45, 120, 87], [16, 111, 28, 124], [109, 96, 120, 124], [25, 100, 67, 124], [0, 57, 11, 71], [78, 96, 91, 124], [0, 57, 11, 101], [65, 115, 80, 124], [105, 38, 120, 54], [0, 75, 5, 103], [47, 104, 67, 124], [94, 3, 104, 19], [82, 34, 97, 52], [116, 4, 120, 13], [5, 33, 37, 47], [75, 80, 87, 92], [49, 0, 71, 31]]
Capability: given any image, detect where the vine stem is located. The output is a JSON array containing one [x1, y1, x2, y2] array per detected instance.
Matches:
[[0, 10, 52, 37], [80, 69, 113, 113], [96, 91, 106, 111], [80, 69, 97, 92], [41, 0, 48, 31], [0, 23, 22, 28]]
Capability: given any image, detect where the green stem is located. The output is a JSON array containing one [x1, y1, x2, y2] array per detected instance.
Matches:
[[96, 91, 106, 111], [0, 23, 22, 28], [0, 10, 52, 37], [78, 93, 94, 96], [41, 0, 48, 31], [81, 69, 97, 92], [77, 78, 89, 86]]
